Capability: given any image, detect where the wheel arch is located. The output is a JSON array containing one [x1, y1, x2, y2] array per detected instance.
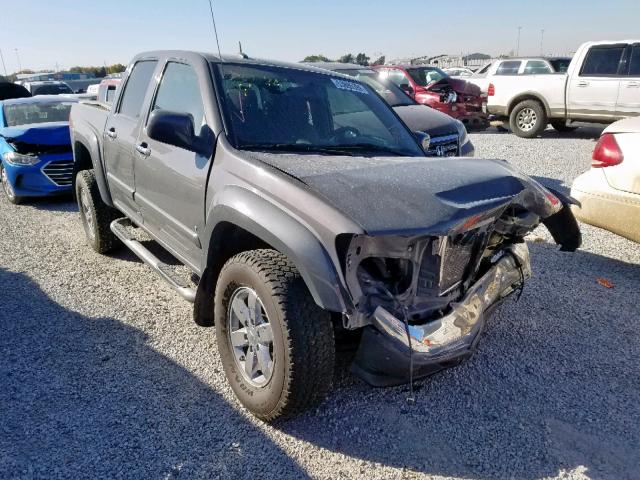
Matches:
[[72, 131, 113, 206], [193, 188, 349, 327], [507, 93, 551, 117]]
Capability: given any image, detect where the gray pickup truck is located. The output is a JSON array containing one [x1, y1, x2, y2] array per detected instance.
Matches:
[[70, 51, 581, 421]]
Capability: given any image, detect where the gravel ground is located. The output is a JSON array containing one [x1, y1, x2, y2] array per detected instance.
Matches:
[[1, 125, 639, 479]]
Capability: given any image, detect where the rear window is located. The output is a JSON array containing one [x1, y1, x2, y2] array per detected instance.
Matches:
[[549, 58, 571, 73], [580, 46, 625, 76], [495, 61, 521, 75], [3, 102, 74, 127], [523, 61, 552, 75], [117, 60, 157, 118], [32, 83, 73, 95]]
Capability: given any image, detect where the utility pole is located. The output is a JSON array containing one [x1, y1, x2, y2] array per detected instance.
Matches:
[[540, 29, 545, 56], [0, 49, 7, 77], [516, 27, 522, 56], [14, 48, 22, 73]]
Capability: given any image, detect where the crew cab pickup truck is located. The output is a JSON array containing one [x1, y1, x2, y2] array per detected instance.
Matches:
[[70, 51, 581, 421], [485, 40, 640, 137]]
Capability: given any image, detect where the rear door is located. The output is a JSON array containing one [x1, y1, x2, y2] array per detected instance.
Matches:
[[616, 43, 640, 117], [133, 59, 211, 269], [103, 59, 158, 219], [567, 44, 625, 121]]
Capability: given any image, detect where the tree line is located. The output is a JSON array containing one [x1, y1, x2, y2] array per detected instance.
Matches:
[[302, 53, 385, 66]]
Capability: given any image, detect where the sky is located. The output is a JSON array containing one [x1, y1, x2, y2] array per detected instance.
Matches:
[[1, 0, 639, 74]]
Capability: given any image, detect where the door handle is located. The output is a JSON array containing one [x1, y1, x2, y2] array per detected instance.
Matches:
[[106, 127, 117, 139], [626, 81, 640, 88], [135, 143, 151, 157], [577, 80, 589, 87]]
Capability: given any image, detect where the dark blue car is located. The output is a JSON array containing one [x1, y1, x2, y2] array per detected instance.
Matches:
[[0, 96, 77, 204]]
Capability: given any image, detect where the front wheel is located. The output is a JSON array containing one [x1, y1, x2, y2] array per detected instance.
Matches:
[[509, 100, 547, 138], [0, 162, 24, 205], [215, 249, 335, 421]]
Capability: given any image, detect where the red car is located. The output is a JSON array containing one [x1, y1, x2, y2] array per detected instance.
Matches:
[[373, 65, 488, 129]]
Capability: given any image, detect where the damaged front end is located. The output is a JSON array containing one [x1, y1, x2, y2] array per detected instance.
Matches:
[[343, 185, 579, 386]]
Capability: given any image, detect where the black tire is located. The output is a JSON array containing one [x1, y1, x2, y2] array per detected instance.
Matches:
[[75, 170, 121, 254], [0, 162, 24, 205], [551, 120, 577, 133], [215, 249, 335, 421], [509, 99, 547, 138]]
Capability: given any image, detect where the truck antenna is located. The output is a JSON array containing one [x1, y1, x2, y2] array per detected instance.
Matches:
[[207, 0, 224, 62], [238, 41, 248, 59]]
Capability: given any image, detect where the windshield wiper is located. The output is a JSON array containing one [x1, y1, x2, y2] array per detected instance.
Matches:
[[240, 142, 410, 157], [318, 143, 410, 156]]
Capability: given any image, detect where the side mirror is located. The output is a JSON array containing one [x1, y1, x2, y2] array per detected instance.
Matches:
[[414, 131, 431, 152], [147, 110, 212, 156]]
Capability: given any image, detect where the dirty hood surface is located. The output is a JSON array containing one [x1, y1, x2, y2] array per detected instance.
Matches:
[[251, 153, 555, 235], [393, 105, 458, 137], [0, 122, 71, 146]]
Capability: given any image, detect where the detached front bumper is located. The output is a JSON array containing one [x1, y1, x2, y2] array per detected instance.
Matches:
[[351, 243, 531, 386]]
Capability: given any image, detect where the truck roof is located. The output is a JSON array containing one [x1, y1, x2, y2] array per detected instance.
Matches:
[[132, 50, 349, 78]]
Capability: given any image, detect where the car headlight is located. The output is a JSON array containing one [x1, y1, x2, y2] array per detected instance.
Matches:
[[455, 120, 469, 145], [3, 151, 39, 166]]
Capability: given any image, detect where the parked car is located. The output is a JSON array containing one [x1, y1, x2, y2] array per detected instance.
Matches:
[[96, 77, 121, 104], [571, 117, 640, 242], [0, 96, 77, 204], [444, 67, 475, 77], [86, 83, 100, 96], [21, 80, 75, 96], [308, 62, 474, 156], [70, 51, 580, 421], [372, 64, 488, 129], [483, 41, 640, 137], [467, 57, 572, 94], [0, 82, 31, 101]]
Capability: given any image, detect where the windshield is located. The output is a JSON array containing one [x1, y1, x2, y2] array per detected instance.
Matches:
[[3, 101, 74, 126], [335, 69, 414, 107], [31, 83, 74, 95], [549, 58, 571, 73], [406, 67, 448, 86], [215, 63, 424, 157]]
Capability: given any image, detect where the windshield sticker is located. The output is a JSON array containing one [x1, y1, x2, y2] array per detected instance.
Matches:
[[331, 78, 369, 95]]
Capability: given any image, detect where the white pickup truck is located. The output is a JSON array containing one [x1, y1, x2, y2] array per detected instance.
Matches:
[[485, 40, 640, 137]]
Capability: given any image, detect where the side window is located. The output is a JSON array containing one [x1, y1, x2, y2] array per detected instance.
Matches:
[[151, 62, 205, 133], [523, 60, 553, 75], [117, 60, 157, 118], [495, 61, 522, 75], [580, 46, 625, 76], [380, 69, 411, 88], [628, 45, 640, 76], [105, 86, 117, 104]]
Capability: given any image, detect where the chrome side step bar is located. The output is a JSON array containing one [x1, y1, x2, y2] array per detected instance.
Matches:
[[110, 218, 196, 303]]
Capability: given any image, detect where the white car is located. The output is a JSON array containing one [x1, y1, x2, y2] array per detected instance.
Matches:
[[571, 117, 640, 242], [443, 67, 475, 77]]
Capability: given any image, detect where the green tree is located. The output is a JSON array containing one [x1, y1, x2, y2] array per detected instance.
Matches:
[[354, 53, 370, 66], [337, 53, 355, 64], [302, 54, 332, 63], [371, 55, 385, 66]]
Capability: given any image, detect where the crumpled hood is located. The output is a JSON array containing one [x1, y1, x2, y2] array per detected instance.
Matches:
[[393, 105, 457, 137], [426, 77, 482, 96], [250, 153, 559, 235], [0, 122, 71, 146]]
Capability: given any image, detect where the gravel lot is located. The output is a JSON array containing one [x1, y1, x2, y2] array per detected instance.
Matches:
[[1, 125, 639, 480]]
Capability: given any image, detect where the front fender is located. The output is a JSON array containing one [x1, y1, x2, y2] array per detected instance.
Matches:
[[202, 186, 348, 313]]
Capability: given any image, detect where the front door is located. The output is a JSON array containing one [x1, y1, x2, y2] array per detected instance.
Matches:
[[567, 44, 625, 121], [103, 59, 158, 219], [616, 44, 640, 117], [133, 60, 211, 270]]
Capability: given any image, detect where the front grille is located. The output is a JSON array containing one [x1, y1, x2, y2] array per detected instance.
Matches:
[[42, 160, 74, 187], [440, 239, 476, 293], [426, 133, 459, 157]]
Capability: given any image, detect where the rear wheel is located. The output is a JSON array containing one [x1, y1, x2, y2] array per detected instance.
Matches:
[[509, 100, 547, 138], [551, 120, 577, 133], [0, 162, 24, 205], [75, 170, 121, 254], [215, 249, 335, 421]]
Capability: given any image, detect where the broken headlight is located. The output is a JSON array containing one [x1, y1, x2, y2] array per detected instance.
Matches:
[[3, 151, 39, 166]]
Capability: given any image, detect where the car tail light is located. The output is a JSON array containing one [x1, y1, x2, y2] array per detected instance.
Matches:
[[487, 83, 495, 96], [592, 133, 624, 168]]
